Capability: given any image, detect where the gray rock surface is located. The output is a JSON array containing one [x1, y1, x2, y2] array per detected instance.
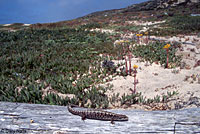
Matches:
[[0, 102, 200, 134]]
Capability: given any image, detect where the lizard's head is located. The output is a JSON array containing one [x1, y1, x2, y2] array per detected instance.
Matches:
[[115, 114, 128, 121]]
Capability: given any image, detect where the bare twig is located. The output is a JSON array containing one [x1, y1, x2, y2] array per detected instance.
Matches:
[[174, 122, 200, 134]]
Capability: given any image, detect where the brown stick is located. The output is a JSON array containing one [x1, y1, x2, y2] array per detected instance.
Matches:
[[174, 122, 200, 134], [166, 48, 169, 68], [133, 69, 137, 93], [125, 56, 128, 75], [127, 46, 132, 75]]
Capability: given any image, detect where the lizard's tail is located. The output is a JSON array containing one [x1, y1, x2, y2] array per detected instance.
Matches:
[[67, 104, 79, 115]]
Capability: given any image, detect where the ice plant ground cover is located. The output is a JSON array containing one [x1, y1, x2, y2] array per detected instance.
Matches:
[[0, 27, 118, 108], [0, 24, 183, 109]]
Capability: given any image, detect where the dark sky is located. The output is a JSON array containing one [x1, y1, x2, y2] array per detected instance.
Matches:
[[0, 0, 148, 24]]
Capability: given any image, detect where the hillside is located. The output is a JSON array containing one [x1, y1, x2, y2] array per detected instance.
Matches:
[[0, 0, 200, 111]]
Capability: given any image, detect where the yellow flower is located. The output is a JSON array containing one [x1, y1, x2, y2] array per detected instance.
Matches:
[[133, 65, 138, 69], [163, 44, 171, 49], [116, 40, 130, 45], [115, 40, 123, 45], [145, 32, 148, 35], [116, 42, 121, 45], [124, 40, 130, 43], [136, 34, 143, 37], [121, 40, 125, 43]]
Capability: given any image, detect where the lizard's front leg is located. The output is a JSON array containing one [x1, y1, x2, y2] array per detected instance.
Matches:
[[81, 114, 86, 121], [111, 119, 115, 124]]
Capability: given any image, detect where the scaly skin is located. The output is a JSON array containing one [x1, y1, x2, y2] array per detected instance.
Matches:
[[67, 104, 128, 124]]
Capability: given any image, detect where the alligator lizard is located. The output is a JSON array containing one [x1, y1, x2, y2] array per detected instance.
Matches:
[[67, 104, 128, 124]]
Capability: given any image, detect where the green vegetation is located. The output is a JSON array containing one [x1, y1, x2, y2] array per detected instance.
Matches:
[[0, 27, 117, 108], [148, 15, 200, 36], [119, 91, 178, 107], [140, 91, 178, 104], [77, 22, 104, 29], [132, 41, 182, 67], [0, 22, 182, 109], [1, 1, 200, 110], [107, 25, 143, 33], [170, 16, 200, 33]]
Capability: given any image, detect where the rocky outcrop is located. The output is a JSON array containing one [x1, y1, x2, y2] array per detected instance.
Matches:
[[125, 0, 200, 11], [157, 0, 200, 9]]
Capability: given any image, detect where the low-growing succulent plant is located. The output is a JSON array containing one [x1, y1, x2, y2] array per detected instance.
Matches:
[[132, 41, 182, 68], [120, 93, 141, 106], [102, 60, 116, 73], [0, 26, 117, 108], [0, 22, 182, 109]]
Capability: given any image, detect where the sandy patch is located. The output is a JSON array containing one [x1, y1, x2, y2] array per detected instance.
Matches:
[[3, 24, 12, 26], [2, 23, 31, 27], [23, 24, 31, 26], [126, 20, 166, 26], [90, 28, 117, 34], [150, 35, 200, 45]]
